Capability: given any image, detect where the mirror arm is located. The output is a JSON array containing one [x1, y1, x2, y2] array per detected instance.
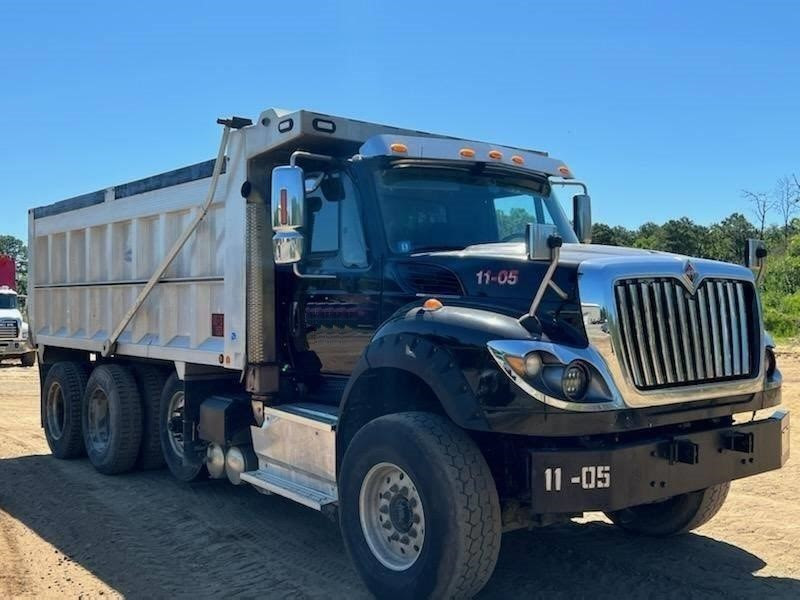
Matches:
[[290, 151, 335, 167], [524, 237, 562, 319], [548, 279, 568, 300], [292, 263, 336, 280], [548, 178, 588, 194]]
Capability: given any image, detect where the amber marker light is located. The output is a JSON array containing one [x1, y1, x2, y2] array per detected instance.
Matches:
[[511, 155, 524, 165], [488, 150, 503, 160], [459, 148, 476, 158], [558, 165, 572, 177], [423, 298, 444, 311], [390, 143, 408, 153]]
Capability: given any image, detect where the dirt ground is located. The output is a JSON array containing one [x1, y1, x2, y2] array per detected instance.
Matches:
[[1, 359, 799, 600]]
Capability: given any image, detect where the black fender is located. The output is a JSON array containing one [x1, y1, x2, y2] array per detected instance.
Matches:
[[337, 305, 535, 458]]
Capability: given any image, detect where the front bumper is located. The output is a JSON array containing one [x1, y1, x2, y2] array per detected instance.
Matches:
[[0, 339, 33, 357], [529, 409, 789, 513]]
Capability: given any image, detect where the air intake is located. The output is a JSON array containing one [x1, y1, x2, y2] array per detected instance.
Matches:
[[396, 263, 464, 297]]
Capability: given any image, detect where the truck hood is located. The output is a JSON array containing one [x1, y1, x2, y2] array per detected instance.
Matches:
[[0, 308, 23, 322], [421, 242, 753, 283], [402, 242, 753, 346]]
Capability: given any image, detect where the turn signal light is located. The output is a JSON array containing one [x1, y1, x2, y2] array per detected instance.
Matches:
[[423, 298, 443, 311], [390, 143, 408, 153]]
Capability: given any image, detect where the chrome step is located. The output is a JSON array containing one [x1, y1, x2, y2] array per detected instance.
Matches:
[[240, 468, 337, 510], [273, 402, 339, 428]]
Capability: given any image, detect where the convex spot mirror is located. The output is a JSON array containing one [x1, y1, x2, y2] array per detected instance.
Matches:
[[271, 165, 305, 265], [573, 194, 592, 243]]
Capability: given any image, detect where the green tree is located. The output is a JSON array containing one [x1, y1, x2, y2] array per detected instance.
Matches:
[[592, 223, 635, 246], [706, 213, 757, 263], [0, 234, 27, 295], [495, 208, 535, 240]]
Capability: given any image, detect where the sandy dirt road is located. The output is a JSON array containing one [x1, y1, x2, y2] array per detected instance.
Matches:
[[1, 358, 799, 599]]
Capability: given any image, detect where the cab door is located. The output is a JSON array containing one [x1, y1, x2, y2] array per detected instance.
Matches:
[[291, 169, 380, 376]]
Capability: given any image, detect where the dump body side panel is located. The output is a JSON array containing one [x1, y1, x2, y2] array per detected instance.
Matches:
[[29, 135, 248, 370]]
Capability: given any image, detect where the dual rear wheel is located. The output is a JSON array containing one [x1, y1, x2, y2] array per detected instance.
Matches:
[[42, 361, 185, 477]]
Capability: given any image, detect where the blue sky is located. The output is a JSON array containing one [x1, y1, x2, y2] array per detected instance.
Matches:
[[1, 0, 798, 242]]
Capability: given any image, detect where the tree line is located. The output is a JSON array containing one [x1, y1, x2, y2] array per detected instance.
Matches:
[[591, 173, 800, 337]]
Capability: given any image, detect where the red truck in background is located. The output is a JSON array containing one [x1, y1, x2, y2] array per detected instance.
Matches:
[[0, 255, 14, 289]]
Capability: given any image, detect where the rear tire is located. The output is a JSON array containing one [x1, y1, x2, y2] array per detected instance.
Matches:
[[607, 482, 731, 536], [159, 373, 207, 482], [82, 364, 143, 475], [339, 412, 501, 599], [42, 361, 88, 459], [133, 365, 168, 470], [21, 352, 36, 367]]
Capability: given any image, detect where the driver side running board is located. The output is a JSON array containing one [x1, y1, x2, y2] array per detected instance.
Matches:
[[239, 469, 337, 510], [243, 403, 339, 511]]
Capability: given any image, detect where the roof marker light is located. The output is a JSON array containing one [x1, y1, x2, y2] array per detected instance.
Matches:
[[390, 143, 408, 153], [511, 155, 524, 165], [488, 150, 503, 160], [558, 165, 573, 177], [459, 148, 476, 158]]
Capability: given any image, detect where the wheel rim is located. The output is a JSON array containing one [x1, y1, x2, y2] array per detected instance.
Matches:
[[45, 382, 66, 441], [86, 387, 111, 454], [359, 462, 426, 571], [167, 390, 185, 458]]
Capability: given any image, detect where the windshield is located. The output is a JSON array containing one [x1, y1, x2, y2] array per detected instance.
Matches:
[[375, 166, 577, 254], [0, 294, 17, 309]]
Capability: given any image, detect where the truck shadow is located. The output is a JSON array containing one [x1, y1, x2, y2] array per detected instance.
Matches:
[[1, 453, 798, 599]]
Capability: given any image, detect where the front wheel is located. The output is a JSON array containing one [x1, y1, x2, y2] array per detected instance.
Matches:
[[21, 352, 36, 367], [607, 482, 731, 536], [339, 412, 501, 599]]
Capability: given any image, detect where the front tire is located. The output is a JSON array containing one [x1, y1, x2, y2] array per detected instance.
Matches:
[[21, 352, 36, 367], [82, 364, 143, 475], [607, 482, 731, 536], [339, 412, 501, 599]]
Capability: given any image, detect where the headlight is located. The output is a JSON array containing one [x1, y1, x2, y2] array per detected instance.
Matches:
[[21, 322, 29, 340], [562, 361, 589, 400]]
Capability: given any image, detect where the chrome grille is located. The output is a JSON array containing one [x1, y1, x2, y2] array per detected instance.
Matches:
[[0, 319, 18, 340], [615, 278, 756, 390]]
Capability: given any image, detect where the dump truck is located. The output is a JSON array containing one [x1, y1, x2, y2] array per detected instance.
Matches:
[[1, 255, 34, 366], [28, 109, 789, 598]]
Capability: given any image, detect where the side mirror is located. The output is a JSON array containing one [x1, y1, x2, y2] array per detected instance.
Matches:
[[745, 238, 767, 284], [573, 194, 592, 243], [271, 166, 305, 265]]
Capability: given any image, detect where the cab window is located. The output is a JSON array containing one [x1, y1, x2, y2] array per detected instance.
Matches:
[[307, 171, 368, 269]]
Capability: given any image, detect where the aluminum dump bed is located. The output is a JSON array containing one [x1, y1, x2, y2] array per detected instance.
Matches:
[[29, 155, 247, 369]]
